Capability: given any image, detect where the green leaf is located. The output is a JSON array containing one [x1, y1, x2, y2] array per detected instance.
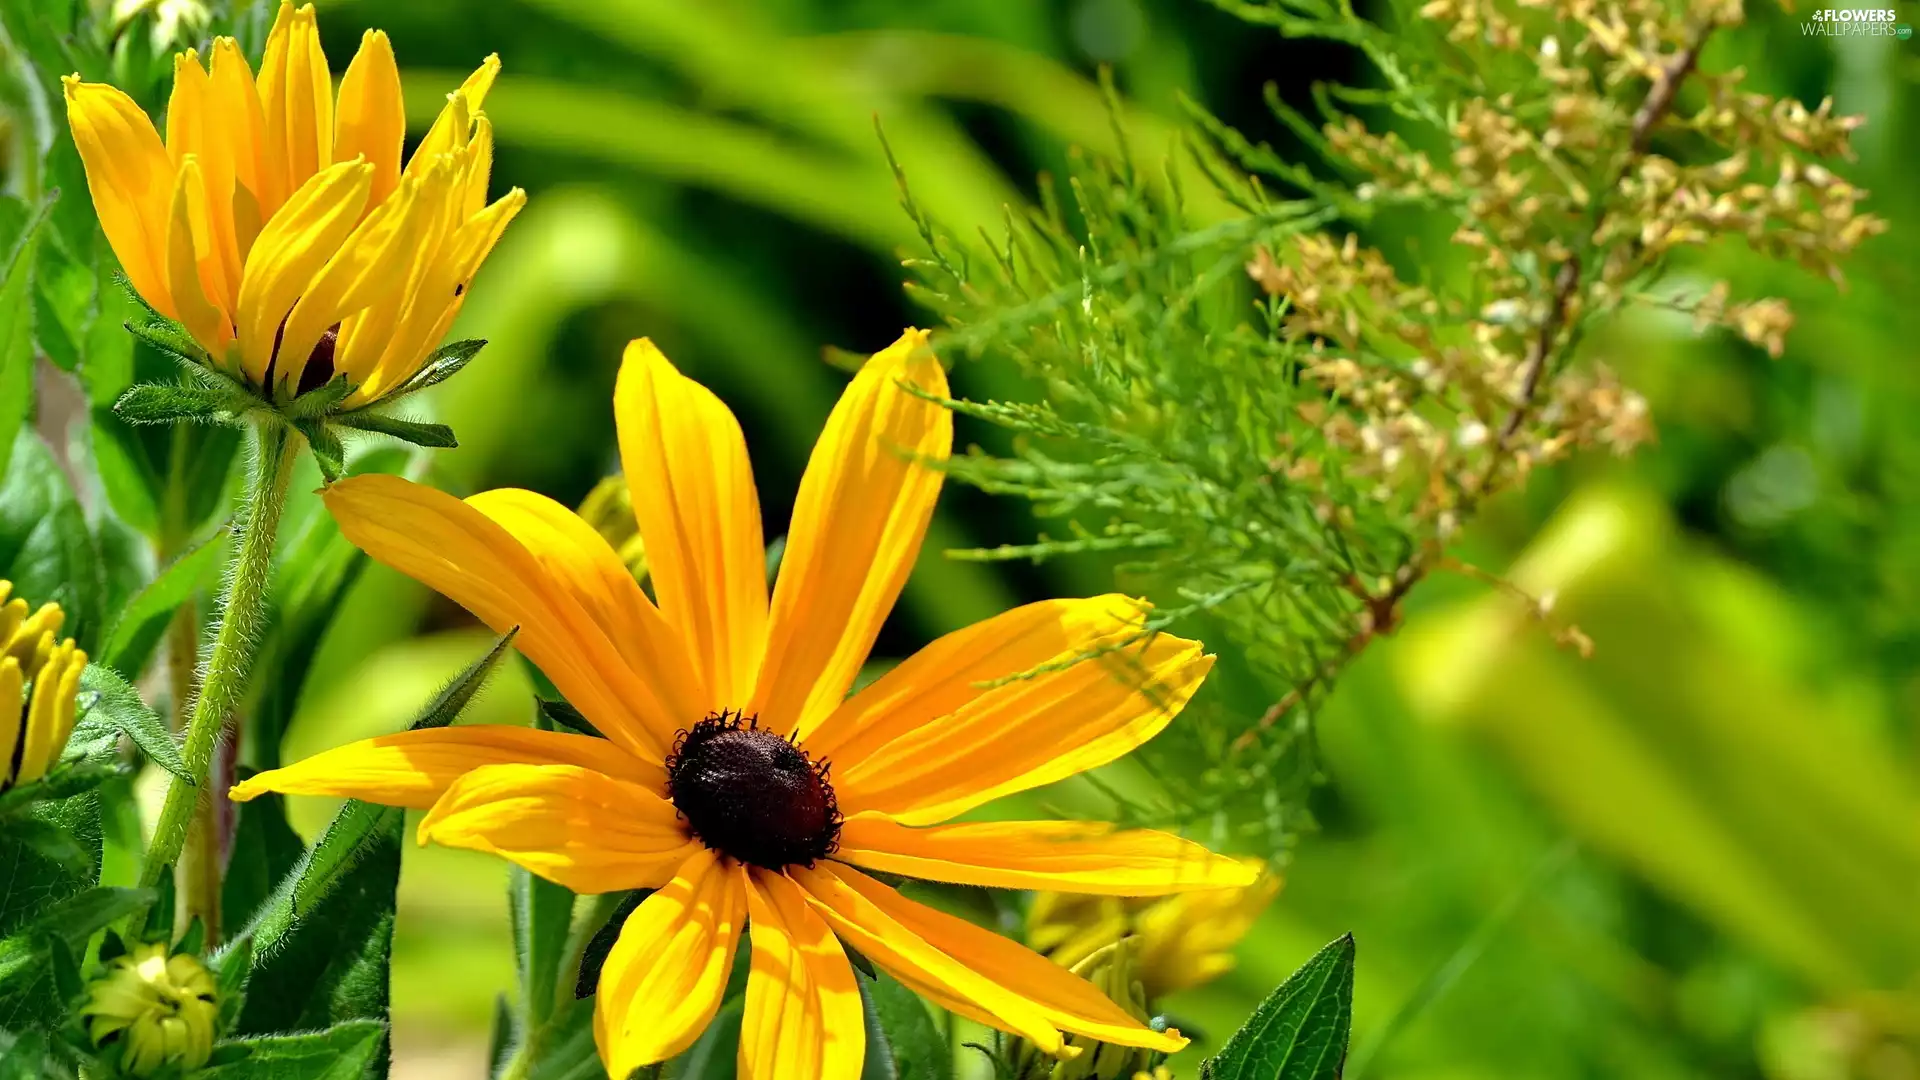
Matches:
[[1200, 933, 1355, 1080], [113, 381, 252, 425], [573, 891, 642, 1000], [331, 410, 459, 450], [100, 522, 229, 677], [865, 971, 953, 1080], [199, 1020, 387, 1080], [513, 869, 577, 1030], [294, 418, 345, 482], [0, 887, 152, 986], [0, 429, 105, 651], [288, 374, 353, 419], [0, 797, 103, 1030], [859, 974, 900, 1080], [122, 302, 213, 369], [0, 195, 51, 479], [76, 663, 188, 780], [0, 759, 120, 817], [233, 806, 399, 1036], [539, 698, 604, 741], [377, 337, 485, 402], [212, 935, 255, 1033], [221, 786, 306, 936], [85, 405, 162, 538]]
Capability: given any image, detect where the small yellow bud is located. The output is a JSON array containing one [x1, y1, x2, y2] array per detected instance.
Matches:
[[80, 943, 218, 1077], [0, 580, 87, 791]]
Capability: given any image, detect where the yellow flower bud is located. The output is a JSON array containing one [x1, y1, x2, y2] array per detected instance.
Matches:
[[80, 943, 218, 1078], [0, 580, 87, 791]]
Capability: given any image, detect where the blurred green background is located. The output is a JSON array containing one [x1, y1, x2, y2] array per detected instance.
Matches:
[[207, 0, 1920, 1077]]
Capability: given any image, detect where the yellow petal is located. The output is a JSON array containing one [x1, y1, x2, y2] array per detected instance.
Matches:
[[17, 641, 82, 784], [334, 30, 404, 211], [346, 185, 524, 404], [614, 340, 769, 708], [464, 488, 704, 716], [0, 658, 23, 784], [594, 850, 746, 1078], [404, 54, 499, 179], [164, 159, 235, 359], [809, 864, 1185, 1054], [740, 870, 863, 1080], [790, 862, 1067, 1055], [229, 725, 653, 809], [62, 77, 173, 313], [751, 330, 950, 735], [417, 763, 695, 894], [257, 2, 332, 197], [164, 52, 243, 312], [827, 600, 1214, 826], [233, 159, 371, 386], [837, 814, 1258, 896], [463, 115, 494, 218], [208, 37, 274, 231], [330, 158, 458, 391], [323, 475, 697, 762]]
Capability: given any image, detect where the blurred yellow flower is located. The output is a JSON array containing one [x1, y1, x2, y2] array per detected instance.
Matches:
[[1030, 859, 1280, 999], [62, 1, 524, 405], [234, 329, 1255, 1080], [0, 580, 87, 791], [80, 942, 218, 1077]]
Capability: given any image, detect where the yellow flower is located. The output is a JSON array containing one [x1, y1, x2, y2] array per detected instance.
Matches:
[[1030, 860, 1279, 999], [62, 1, 524, 406], [0, 580, 87, 791], [233, 330, 1255, 1080], [80, 942, 218, 1077]]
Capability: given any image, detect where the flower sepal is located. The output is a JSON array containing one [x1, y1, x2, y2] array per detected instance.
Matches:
[[110, 293, 471, 482]]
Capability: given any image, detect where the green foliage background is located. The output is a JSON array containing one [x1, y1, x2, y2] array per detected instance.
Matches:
[[2, 0, 1916, 1076]]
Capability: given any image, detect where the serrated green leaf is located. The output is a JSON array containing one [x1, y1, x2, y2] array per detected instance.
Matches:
[[199, 1019, 386, 1080], [212, 935, 254, 1033], [0, 887, 153, 986], [100, 522, 228, 677], [0, 759, 119, 817], [331, 410, 459, 449], [76, 663, 188, 779], [1200, 933, 1355, 1080], [113, 382, 251, 425], [866, 971, 952, 1080]]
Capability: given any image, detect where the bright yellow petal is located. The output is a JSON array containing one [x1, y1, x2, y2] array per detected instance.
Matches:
[[594, 850, 746, 1079], [229, 725, 653, 809], [741, 870, 863, 1080], [416, 763, 695, 894], [346, 185, 524, 404], [62, 77, 173, 312], [333, 30, 404, 210], [614, 340, 769, 708], [164, 52, 242, 312], [836, 814, 1258, 896], [16, 641, 82, 784], [464, 488, 705, 715], [751, 330, 950, 735], [208, 37, 274, 232], [257, 2, 332, 197], [463, 115, 494, 218], [790, 862, 1067, 1055], [812, 864, 1185, 1054], [233, 159, 371, 386], [330, 157, 457, 391], [0, 658, 21, 784], [164, 159, 234, 359], [323, 475, 697, 762], [827, 601, 1214, 826], [404, 54, 499, 179]]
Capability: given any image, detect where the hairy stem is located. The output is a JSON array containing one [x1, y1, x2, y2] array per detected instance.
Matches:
[[137, 421, 298, 939]]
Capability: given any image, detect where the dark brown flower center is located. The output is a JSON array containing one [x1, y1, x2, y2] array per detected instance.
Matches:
[[665, 711, 840, 869]]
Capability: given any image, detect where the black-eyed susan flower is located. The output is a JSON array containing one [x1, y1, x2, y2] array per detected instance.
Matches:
[[80, 942, 218, 1077], [232, 329, 1254, 1080], [63, 1, 523, 414], [1, 580, 87, 793]]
